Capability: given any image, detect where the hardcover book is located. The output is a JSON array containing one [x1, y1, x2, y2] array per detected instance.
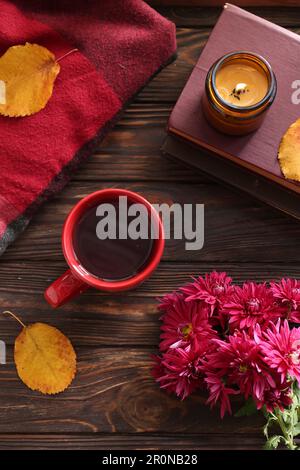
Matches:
[[167, 3, 300, 202]]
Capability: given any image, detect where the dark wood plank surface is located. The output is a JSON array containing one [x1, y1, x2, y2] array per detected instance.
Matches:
[[0, 433, 266, 450], [155, 7, 300, 27], [149, 1, 300, 7], [1, 4, 300, 450]]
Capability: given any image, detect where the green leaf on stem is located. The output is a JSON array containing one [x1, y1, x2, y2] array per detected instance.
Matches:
[[264, 435, 282, 450], [293, 423, 300, 437]]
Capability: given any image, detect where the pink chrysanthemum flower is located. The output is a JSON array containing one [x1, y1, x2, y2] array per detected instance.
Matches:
[[203, 332, 271, 405], [204, 370, 238, 418], [158, 291, 182, 314], [257, 320, 300, 384], [152, 354, 177, 394], [159, 293, 217, 352], [255, 380, 292, 413], [222, 282, 280, 332], [181, 271, 234, 315], [152, 345, 206, 400], [270, 278, 300, 323], [154, 272, 300, 433]]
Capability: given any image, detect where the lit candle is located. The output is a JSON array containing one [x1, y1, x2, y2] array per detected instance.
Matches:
[[202, 51, 277, 135], [216, 62, 269, 107]]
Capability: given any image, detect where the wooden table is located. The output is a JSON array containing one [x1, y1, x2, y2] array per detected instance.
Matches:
[[1, 2, 300, 451]]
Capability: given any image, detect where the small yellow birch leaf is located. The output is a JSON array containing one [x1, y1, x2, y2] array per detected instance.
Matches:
[[14, 322, 76, 394], [278, 118, 300, 182], [0, 42, 60, 117]]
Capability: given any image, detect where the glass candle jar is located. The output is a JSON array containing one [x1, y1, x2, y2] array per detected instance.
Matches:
[[202, 51, 277, 136]]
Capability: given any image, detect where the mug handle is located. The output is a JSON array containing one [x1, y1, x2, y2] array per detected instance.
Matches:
[[44, 269, 89, 308]]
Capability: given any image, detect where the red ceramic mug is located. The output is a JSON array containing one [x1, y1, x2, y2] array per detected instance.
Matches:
[[44, 189, 165, 308]]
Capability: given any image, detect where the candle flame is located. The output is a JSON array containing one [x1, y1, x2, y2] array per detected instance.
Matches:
[[234, 83, 248, 94], [230, 82, 249, 101]]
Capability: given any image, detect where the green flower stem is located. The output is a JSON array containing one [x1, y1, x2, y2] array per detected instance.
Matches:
[[275, 408, 297, 450]]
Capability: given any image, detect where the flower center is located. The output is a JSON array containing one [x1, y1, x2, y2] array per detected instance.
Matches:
[[212, 283, 225, 295], [239, 364, 248, 373], [181, 323, 193, 339], [180, 360, 199, 380], [247, 297, 260, 312]]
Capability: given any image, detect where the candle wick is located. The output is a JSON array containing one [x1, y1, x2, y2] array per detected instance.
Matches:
[[230, 82, 248, 100]]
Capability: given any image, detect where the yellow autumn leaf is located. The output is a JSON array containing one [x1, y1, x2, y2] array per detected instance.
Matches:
[[278, 118, 300, 182], [0, 42, 60, 117], [14, 322, 76, 394]]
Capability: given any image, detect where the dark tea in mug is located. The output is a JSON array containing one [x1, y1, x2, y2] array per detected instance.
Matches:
[[73, 197, 154, 281]]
